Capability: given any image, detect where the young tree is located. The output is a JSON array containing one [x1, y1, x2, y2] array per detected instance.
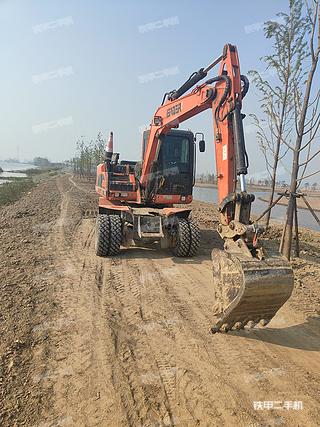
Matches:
[[249, 0, 309, 228], [281, 0, 320, 259], [73, 132, 106, 178], [94, 132, 106, 166]]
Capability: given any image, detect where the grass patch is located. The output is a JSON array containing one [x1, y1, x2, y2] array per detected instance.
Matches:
[[8, 167, 63, 177], [25, 168, 49, 176], [0, 179, 35, 206], [0, 167, 64, 206], [0, 176, 26, 181]]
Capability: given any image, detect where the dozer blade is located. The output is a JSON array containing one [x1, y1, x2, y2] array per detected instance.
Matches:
[[211, 248, 294, 333], [82, 208, 98, 219]]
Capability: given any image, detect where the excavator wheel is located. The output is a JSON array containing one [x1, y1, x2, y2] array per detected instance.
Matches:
[[210, 247, 294, 333], [95, 214, 122, 257], [172, 218, 200, 257]]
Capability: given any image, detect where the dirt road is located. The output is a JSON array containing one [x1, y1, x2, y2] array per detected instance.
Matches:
[[1, 175, 320, 427]]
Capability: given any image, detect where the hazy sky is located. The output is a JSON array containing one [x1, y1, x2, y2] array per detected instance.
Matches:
[[0, 0, 294, 177]]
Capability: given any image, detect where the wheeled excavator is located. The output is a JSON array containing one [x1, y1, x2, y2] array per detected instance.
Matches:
[[95, 44, 294, 332]]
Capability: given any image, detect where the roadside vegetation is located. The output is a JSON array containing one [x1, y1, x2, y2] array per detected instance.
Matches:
[[250, 0, 320, 258], [71, 132, 105, 178], [0, 167, 63, 206], [0, 179, 35, 206]]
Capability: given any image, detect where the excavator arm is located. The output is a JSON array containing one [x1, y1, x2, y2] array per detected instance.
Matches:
[[140, 44, 248, 219], [140, 44, 294, 333]]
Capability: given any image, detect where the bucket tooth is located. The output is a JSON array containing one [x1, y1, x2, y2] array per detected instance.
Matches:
[[259, 319, 269, 327], [233, 321, 243, 330], [220, 323, 230, 333], [245, 320, 256, 329], [210, 326, 220, 334]]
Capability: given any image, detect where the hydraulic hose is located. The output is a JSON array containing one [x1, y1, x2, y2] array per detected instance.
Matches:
[[205, 75, 231, 123], [240, 75, 249, 99], [167, 68, 208, 101]]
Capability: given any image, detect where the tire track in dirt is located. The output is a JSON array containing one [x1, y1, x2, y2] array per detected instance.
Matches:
[[55, 200, 174, 427], [102, 257, 176, 426], [135, 255, 256, 426], [41, 176, 124, 426]]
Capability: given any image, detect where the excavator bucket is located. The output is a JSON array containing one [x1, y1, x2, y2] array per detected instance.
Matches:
[[210, 247, 294, 333]]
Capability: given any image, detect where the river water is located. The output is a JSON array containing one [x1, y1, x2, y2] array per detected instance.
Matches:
[[193, 186, 319, 231], [0, 161, 29, 181]]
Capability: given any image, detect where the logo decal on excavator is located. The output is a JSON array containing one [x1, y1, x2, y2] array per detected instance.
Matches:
[[166, 103, 182, 118], [222, 145, 227, 161]]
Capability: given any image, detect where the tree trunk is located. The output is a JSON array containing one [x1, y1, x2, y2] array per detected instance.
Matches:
[[294, 197, 300, 257], [281, 56, 319, 259], [265, 144, 280, 228]]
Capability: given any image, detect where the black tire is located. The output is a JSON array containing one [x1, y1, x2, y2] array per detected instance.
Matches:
[[95, 214, 122, 257], [171, 218, 200, 257], [108, 215, 122, 255], [188, 220, 201, 256]]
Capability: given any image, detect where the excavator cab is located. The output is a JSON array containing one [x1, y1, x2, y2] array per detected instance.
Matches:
[[156, 130, 195, 197], [142, 129, 195, 203]]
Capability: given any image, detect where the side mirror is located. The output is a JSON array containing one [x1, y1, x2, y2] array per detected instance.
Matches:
[[194, 132, 206, 152]]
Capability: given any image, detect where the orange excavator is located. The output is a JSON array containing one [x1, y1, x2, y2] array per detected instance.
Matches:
[[95, 44, 294, 332]]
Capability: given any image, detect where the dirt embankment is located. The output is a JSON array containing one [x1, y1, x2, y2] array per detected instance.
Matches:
[[1, 174, 320, 427]]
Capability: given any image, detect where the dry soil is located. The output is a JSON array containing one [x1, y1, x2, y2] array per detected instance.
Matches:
[[1, 174, 320, 427]]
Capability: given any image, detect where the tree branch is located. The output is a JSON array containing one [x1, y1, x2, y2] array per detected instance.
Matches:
[[297, 169, 320, 181]]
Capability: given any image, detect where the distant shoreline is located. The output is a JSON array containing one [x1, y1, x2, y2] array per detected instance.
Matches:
[[195, 182, 272, 192], [258, 196, 320, 213], [195, 182, 320, 197]]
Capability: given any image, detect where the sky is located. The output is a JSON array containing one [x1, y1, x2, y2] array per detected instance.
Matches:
[[0, 0, 300, 178]]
